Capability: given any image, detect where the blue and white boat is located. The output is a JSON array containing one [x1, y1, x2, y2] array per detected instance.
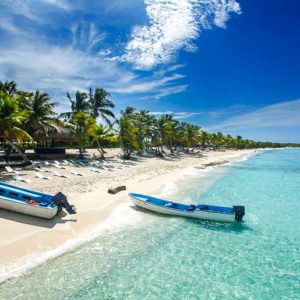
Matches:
[[129, 193, 245, 222], [0, 181, 76, 219]]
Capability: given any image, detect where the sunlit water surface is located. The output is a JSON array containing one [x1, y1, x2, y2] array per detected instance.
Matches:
[[1, 149, 300, 299]]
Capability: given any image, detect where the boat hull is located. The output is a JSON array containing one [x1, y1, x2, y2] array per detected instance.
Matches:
[[0, 181, 58, 219], [130, 194, 237, 222], [0, 196, 58, 219]]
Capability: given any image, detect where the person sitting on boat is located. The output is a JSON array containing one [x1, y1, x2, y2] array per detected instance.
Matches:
[[187, 204, 196, 211]]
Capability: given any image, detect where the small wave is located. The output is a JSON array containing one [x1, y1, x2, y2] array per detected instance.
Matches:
[[0, 203, 143, 284], [245, 213, 259, 227], [159, 180, 179, 197]]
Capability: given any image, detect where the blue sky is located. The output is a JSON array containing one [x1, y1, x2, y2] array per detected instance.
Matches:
[[0, 0, 299, 143]]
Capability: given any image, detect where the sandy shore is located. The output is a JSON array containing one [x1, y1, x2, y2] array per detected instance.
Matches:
[[0, 148, 256, 282]]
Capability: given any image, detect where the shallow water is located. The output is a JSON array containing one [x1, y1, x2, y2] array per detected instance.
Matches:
[[1, 149, 300, 299]]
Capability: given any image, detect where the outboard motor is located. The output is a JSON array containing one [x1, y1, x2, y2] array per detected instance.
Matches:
[[233, 206, 245, 222], [52, 192, 76, 215]]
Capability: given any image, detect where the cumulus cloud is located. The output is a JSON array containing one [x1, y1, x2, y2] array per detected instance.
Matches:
[[208, 99, 300, 131], [120, 0, 241, 70]]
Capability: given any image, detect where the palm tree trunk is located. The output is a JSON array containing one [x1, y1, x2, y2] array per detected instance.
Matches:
[[6, 140, 31, 164], [95, 140, 105, 159]]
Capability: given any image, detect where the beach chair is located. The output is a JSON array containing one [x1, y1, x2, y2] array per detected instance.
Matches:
[[71, 170, 85, 176], [4, 166, 20, 174], [78, 161, 87, 167], [35, 172, 52, 180], [114, 163, 125, 169], [52, 171, 69, 178], [13, 175, 32, 183], [34, 167, 52, 173], [53, 164, 66, 169], [63, 160, 74, 166], [88, 167, 102, 173], [69, 160, 80, 167]]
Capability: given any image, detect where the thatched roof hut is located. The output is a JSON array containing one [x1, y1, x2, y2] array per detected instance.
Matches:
[[47, 127, 75, 142]]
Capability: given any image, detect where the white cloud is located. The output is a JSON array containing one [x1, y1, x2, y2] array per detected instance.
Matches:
[[0, 43, 119, 92], [120, 0, 241, 70], [149, 111, 203, 119], [149, 111, 173, 115], [141, 84, 188, 100], [2, 0, 41, 22], [173, 111, 204, 119], [111, 74, 185, 94], [208, 99, 300, 131], [71, 22, 106, 52], [0, 0, 190, 101], [0, 17, 24, 35], [39, 0, 71, 10], [0, 40, 187, 101]]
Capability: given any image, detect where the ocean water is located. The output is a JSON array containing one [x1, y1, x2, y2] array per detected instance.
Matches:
[[1, 149, 300, 299]]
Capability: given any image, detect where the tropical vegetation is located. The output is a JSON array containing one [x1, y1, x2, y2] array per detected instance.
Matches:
[[0, 80, 296, 161]]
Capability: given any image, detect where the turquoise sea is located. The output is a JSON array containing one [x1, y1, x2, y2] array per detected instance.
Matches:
[[1, 149, 300, 299]]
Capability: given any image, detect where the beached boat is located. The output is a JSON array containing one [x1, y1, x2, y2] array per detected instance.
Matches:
[[0, 181, 76, 219], [129, 193, 245, 222]]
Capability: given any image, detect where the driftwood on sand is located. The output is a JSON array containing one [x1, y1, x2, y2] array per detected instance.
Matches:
[[108, 185, 126, 194]]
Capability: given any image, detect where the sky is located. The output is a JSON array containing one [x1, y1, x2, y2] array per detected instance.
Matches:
[[0, 0, 299, 143]]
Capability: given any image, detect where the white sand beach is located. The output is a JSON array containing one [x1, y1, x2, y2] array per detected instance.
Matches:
[[0, 148, 256, 281]]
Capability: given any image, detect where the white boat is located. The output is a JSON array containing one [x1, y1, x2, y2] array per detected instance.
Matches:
[[0, 181, 76, 219], [129, 193, 245, 222]]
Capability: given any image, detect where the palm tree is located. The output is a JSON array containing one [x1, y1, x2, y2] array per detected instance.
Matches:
[[0, 92, 32, 162], [60, 91, 89, 120], [89, 124, 116, 158], [118, 115, 139, 159], [157, 115, 177, 153], [23, 91, 61, 143], [120, 106, 136, 118], [89, 88, 115, 124], [0, 81, 18, 97], [236, 135, 244, 149], [135, 110, 155, 153], [71, 112, 96, 158], [184, 124, 201, 150]]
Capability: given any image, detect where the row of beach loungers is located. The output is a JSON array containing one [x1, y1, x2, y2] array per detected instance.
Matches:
[[3, 159, 134, 184]]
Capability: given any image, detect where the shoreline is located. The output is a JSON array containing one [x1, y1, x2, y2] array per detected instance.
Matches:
[[0, 149, 258, 282]]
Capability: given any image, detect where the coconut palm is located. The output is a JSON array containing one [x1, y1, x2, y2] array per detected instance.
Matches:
[[0, 92, 32, 162], [71, 112, 96, 157], [23, 91, 62, 142], [183, 123, 201, 150], [118, 115, 139, 159], [157, 115, 177, 153], [89, 88, 115, 124], [120, 106, 136, 118], [89, 124, 116, 158], [0, 81, 18, 97], [60, 91, 89, 121]]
